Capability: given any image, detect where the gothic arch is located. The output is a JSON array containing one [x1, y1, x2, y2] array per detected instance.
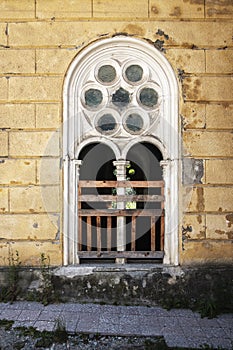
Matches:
[[63, 36, 180, 265]]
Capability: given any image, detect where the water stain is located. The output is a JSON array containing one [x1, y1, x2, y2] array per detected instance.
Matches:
[[151, 6, 159, 14], [170, 6, 182, 16], [122, 24, 145, 36], [196, 187, 205, 212], [215, 229, 233, 239]]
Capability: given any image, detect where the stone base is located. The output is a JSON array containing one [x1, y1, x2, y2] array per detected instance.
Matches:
[[0, 264, 232, 315]]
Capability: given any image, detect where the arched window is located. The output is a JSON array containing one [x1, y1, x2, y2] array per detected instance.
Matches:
[[63, 37, 179, 265]]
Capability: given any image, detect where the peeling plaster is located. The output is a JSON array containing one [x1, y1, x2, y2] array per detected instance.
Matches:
[[182, 158, 204, 185]]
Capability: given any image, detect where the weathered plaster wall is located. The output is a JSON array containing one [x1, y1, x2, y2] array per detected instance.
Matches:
[[0, 0, 232, 265]]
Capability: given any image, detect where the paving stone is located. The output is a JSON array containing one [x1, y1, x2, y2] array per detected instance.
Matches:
[[0, 301, 232, 349], [63, 303, 85, 312], [138, 306, 170, 317], [180, 326, 205, 337], [34, 320, 55, 332], [0, 309, 22, 320], [164, 334, 190, 348], [185, 336, 211, 348], [203, 327, 228, 338], [177, 316, 200, 327], [60, 311, 80, 332], [199, 337, 232, 350], [37, 310, 61, 321], [76, 312, 100, 333], [17, 310, 41, 321], [198, 317, 221, 328], [43, 303, 65, 312], [157, 316, 179, 328]]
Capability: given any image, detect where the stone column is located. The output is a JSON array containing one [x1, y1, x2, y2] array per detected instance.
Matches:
[[113, 160, 130, 262]]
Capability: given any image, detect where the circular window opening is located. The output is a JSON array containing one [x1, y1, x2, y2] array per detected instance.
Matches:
[[96, 114, 117, 134], [125, 65, 143, 83], [112, 87, 130, 108], [84, 88, 103, 108], [98, 65, 117, 83], [125, 113, 144, 134], [139, 87, 158, 108]]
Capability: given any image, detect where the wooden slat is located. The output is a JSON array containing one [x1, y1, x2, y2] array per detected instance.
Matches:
[[87, 216, 92, 251], [78, 251, 164, 259], [151, 216, 156, 251], [78, 179, 165, 258], [131, 216, 136, 251], [79, 180, 164, 188], [107, 216, 111, 251], [79, 194, 164, 202], [96, 216, 101, 252], [79, 209, 163, 217]]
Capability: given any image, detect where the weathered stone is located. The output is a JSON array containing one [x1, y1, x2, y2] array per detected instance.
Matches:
[[37, 158, 60, 185], [0, 104, 35, 129], [36, 104, 60, 129], [206, 0, 233, 18], [181, 240, 233, 264], [0, 241, 62, 266], [0, 159, 36, 185], [182, 158, 204, 185], [206, 104, 233, 129], [36, 0, 92, 18], [0, 188, 8, 213], [0, 77, 8, 101], [0, 213, 59, 240], [8, 21, 233, 48], [166, 49, 205, 73], [0, 0, 35, 19], [0, 49, 35, 73], [36, 49, 77, 74], [9, 77, 62, 101], [0, 132, 8, 157], [182, 215, 206, 240], [183, 131, 233, 157], [206, 214, 233, 240], [150, 0, 204, 18], [206, 50, 233, 74], [9, 131, 60, 157], [206, 160, 233, 184], [183, 77, 233, 102], [93, 0, 149, 18], [0, 23, 7, 45], [52, 264, 233, 312], [10, 186, 60, 213], [180, 102, 205, 129], [187, 187, 233, 213]]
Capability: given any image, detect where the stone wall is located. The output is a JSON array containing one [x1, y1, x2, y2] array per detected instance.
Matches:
[[0, 0, 232, 266]]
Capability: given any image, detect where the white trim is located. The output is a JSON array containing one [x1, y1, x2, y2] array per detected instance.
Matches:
[[63, 36, 179, 265]]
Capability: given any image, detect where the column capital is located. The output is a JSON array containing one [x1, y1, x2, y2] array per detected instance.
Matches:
[[160, 160, 169, 168], [113, 160, 130, 181], [113, 160, 130, 167]]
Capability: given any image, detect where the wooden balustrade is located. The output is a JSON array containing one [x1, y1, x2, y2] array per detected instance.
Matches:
[[78, 180, 165, 260]]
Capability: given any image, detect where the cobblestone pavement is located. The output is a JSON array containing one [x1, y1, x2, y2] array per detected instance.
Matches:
[[0, 301, 232, 349]]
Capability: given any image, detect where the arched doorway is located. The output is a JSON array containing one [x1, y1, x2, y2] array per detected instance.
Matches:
[[63, 36, 179, 265]]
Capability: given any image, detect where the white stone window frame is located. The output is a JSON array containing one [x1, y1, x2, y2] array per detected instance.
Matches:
[[63, 36, 180, 266]]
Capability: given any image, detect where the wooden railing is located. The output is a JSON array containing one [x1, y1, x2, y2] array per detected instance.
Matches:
[[78, 180, 165, 259]]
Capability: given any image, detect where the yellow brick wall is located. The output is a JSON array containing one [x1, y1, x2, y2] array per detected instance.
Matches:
[[0, 0, 232, 266]]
